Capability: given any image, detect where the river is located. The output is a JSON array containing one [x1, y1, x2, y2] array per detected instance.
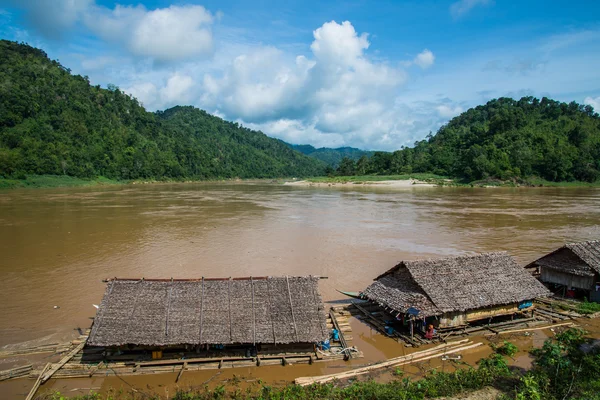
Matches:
[[1, 183, 599, 397]]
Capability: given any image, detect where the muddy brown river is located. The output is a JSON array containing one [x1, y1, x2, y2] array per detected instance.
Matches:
[[1, 183, 599, 398]]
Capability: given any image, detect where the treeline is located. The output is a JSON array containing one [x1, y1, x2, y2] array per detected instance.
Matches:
[[0, 40, 325, 180], [334, 97, 600, 182], [288, 144, 374, 167]]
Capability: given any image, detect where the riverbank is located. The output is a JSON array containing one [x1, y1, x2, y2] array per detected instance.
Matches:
[[1, 174, 598, 191], [0, 175, 123, 190]]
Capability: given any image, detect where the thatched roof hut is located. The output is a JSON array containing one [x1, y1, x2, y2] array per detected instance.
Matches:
[[526, 240, 600, 277], [525, 240, 600, 299], [363, 252, 551, 319], [88, 276, 328, 347]]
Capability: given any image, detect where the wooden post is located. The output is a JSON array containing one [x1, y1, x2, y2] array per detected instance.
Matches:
[[410, 319, 414, 338]]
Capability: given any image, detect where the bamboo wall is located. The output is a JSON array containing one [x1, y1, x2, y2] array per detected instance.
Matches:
[[540, 269, 594, 290], [438, 302, 526, 328]]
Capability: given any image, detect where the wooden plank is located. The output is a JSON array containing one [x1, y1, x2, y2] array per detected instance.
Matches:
[[199, 277, 204, 343], [176, 362, 187, 382], [251, 277, 256, 345], [267, 278, 276, 344], [295, 340, 476, 386], [88, 361, 104, 377], [41, 341, 86, 383], [329, 309, 352, 360], [286, 276, 300, 343], [165, 280, 173, 337], [26, 363, 50, 400], [491, 322, 575, 335]]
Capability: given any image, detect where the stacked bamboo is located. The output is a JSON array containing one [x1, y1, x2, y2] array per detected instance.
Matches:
[[0, 364, 32, 381], [295, 339, 482, 386]]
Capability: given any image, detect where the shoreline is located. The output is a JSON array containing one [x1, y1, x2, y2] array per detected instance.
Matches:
[[1, 174, 599, 191], [284, 179, 438, 188]]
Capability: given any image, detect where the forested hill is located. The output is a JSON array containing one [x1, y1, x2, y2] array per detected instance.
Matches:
[[0, 40, 325, 180], [335, 97, 600, 183], [287, 144, 374, 167]]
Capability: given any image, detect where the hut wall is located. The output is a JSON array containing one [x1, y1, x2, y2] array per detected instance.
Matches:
[[465, 303, 521, 321], [439, 303, 525, 328], [540, 268, 594, 290], [439, 312, 467, 328]]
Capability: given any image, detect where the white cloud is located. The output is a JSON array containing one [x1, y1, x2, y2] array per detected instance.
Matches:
[[12, 1, 215, 62], [85, 4, 214, 62], [125, 73, 195, 109], [160, 74, 195, 104], [414, 49, 435, 69], [584, 96, 600, 112], [197, 20, 409, 149], [436, 104, 463, 118], [310, 21, 369, 66], [450, 0, 493, 19]]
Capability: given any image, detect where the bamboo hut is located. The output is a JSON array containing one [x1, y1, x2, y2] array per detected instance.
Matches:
[[88, 276, 328, 354], [525, 240, 600, 302], [362, 252, 551, 335]]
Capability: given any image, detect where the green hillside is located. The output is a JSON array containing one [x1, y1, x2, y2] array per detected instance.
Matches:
[[334, 97, 600, 183], [288, 144, 374, 167], [0, 40, 325, 181]]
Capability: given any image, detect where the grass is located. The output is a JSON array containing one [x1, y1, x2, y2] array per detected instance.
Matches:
[[520, 176, 600, 187], [577, 299, 600, 315], [0, 175, 122, 190], [306, 173, 451, 184]]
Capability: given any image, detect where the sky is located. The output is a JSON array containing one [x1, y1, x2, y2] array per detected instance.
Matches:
[[1, 0, 599, 151]]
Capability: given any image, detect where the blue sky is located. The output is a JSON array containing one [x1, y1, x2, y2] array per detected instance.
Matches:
[[1, 0, 599, 150]]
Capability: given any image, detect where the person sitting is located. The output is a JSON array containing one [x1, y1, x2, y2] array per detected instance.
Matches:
[[425, 324, 435, 339]]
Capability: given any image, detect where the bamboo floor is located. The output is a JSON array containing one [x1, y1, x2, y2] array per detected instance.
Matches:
[[345, 299, 582, 347]]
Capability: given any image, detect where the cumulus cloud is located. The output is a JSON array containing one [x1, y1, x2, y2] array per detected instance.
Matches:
[[85, 4, 214, 62], [11, 1, 215, 62], [198, 20, 409, 148], [584, 96, 600, 112], [414, 49, 435, 69], [126, 73, 195, 109], [450, 0, 493, 18]]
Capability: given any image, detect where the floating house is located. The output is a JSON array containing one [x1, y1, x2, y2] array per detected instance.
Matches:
[[361, 253, 551, 334], [88, 276, 328, 353], [525, 240, 600, 303]]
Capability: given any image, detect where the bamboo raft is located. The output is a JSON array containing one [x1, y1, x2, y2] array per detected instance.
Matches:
[[23, 307, 362, 381]]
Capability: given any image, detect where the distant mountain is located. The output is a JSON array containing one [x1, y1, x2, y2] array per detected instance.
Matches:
[[0, 40, 325, 180], [287, 144, 375, 167]]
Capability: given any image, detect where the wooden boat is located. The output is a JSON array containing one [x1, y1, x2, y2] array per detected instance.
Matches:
[[336, 289, 363, 299]]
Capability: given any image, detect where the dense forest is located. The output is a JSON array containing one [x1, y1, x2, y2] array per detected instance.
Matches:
[[0, 40, 325, 180], [334, 97, 600, 182], [287, 144, 374, 167]]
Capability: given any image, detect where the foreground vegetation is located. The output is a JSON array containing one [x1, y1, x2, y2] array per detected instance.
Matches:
[[43, 328, 599, 400]]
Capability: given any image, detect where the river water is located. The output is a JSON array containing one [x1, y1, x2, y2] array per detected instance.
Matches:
[[1, 183, 599, 396]]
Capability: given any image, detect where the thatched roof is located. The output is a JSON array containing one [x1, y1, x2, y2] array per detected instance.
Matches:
[[526, 240, 600, 277], [363, 252, 551, 317], [88, 276, 328, 347]]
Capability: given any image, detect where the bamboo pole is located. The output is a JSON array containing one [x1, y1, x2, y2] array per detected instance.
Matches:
[[295, 341, 480, 386], [41, 341, 86, 383], [488, 321, 574, 336], [26, 363, 50, 400]]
